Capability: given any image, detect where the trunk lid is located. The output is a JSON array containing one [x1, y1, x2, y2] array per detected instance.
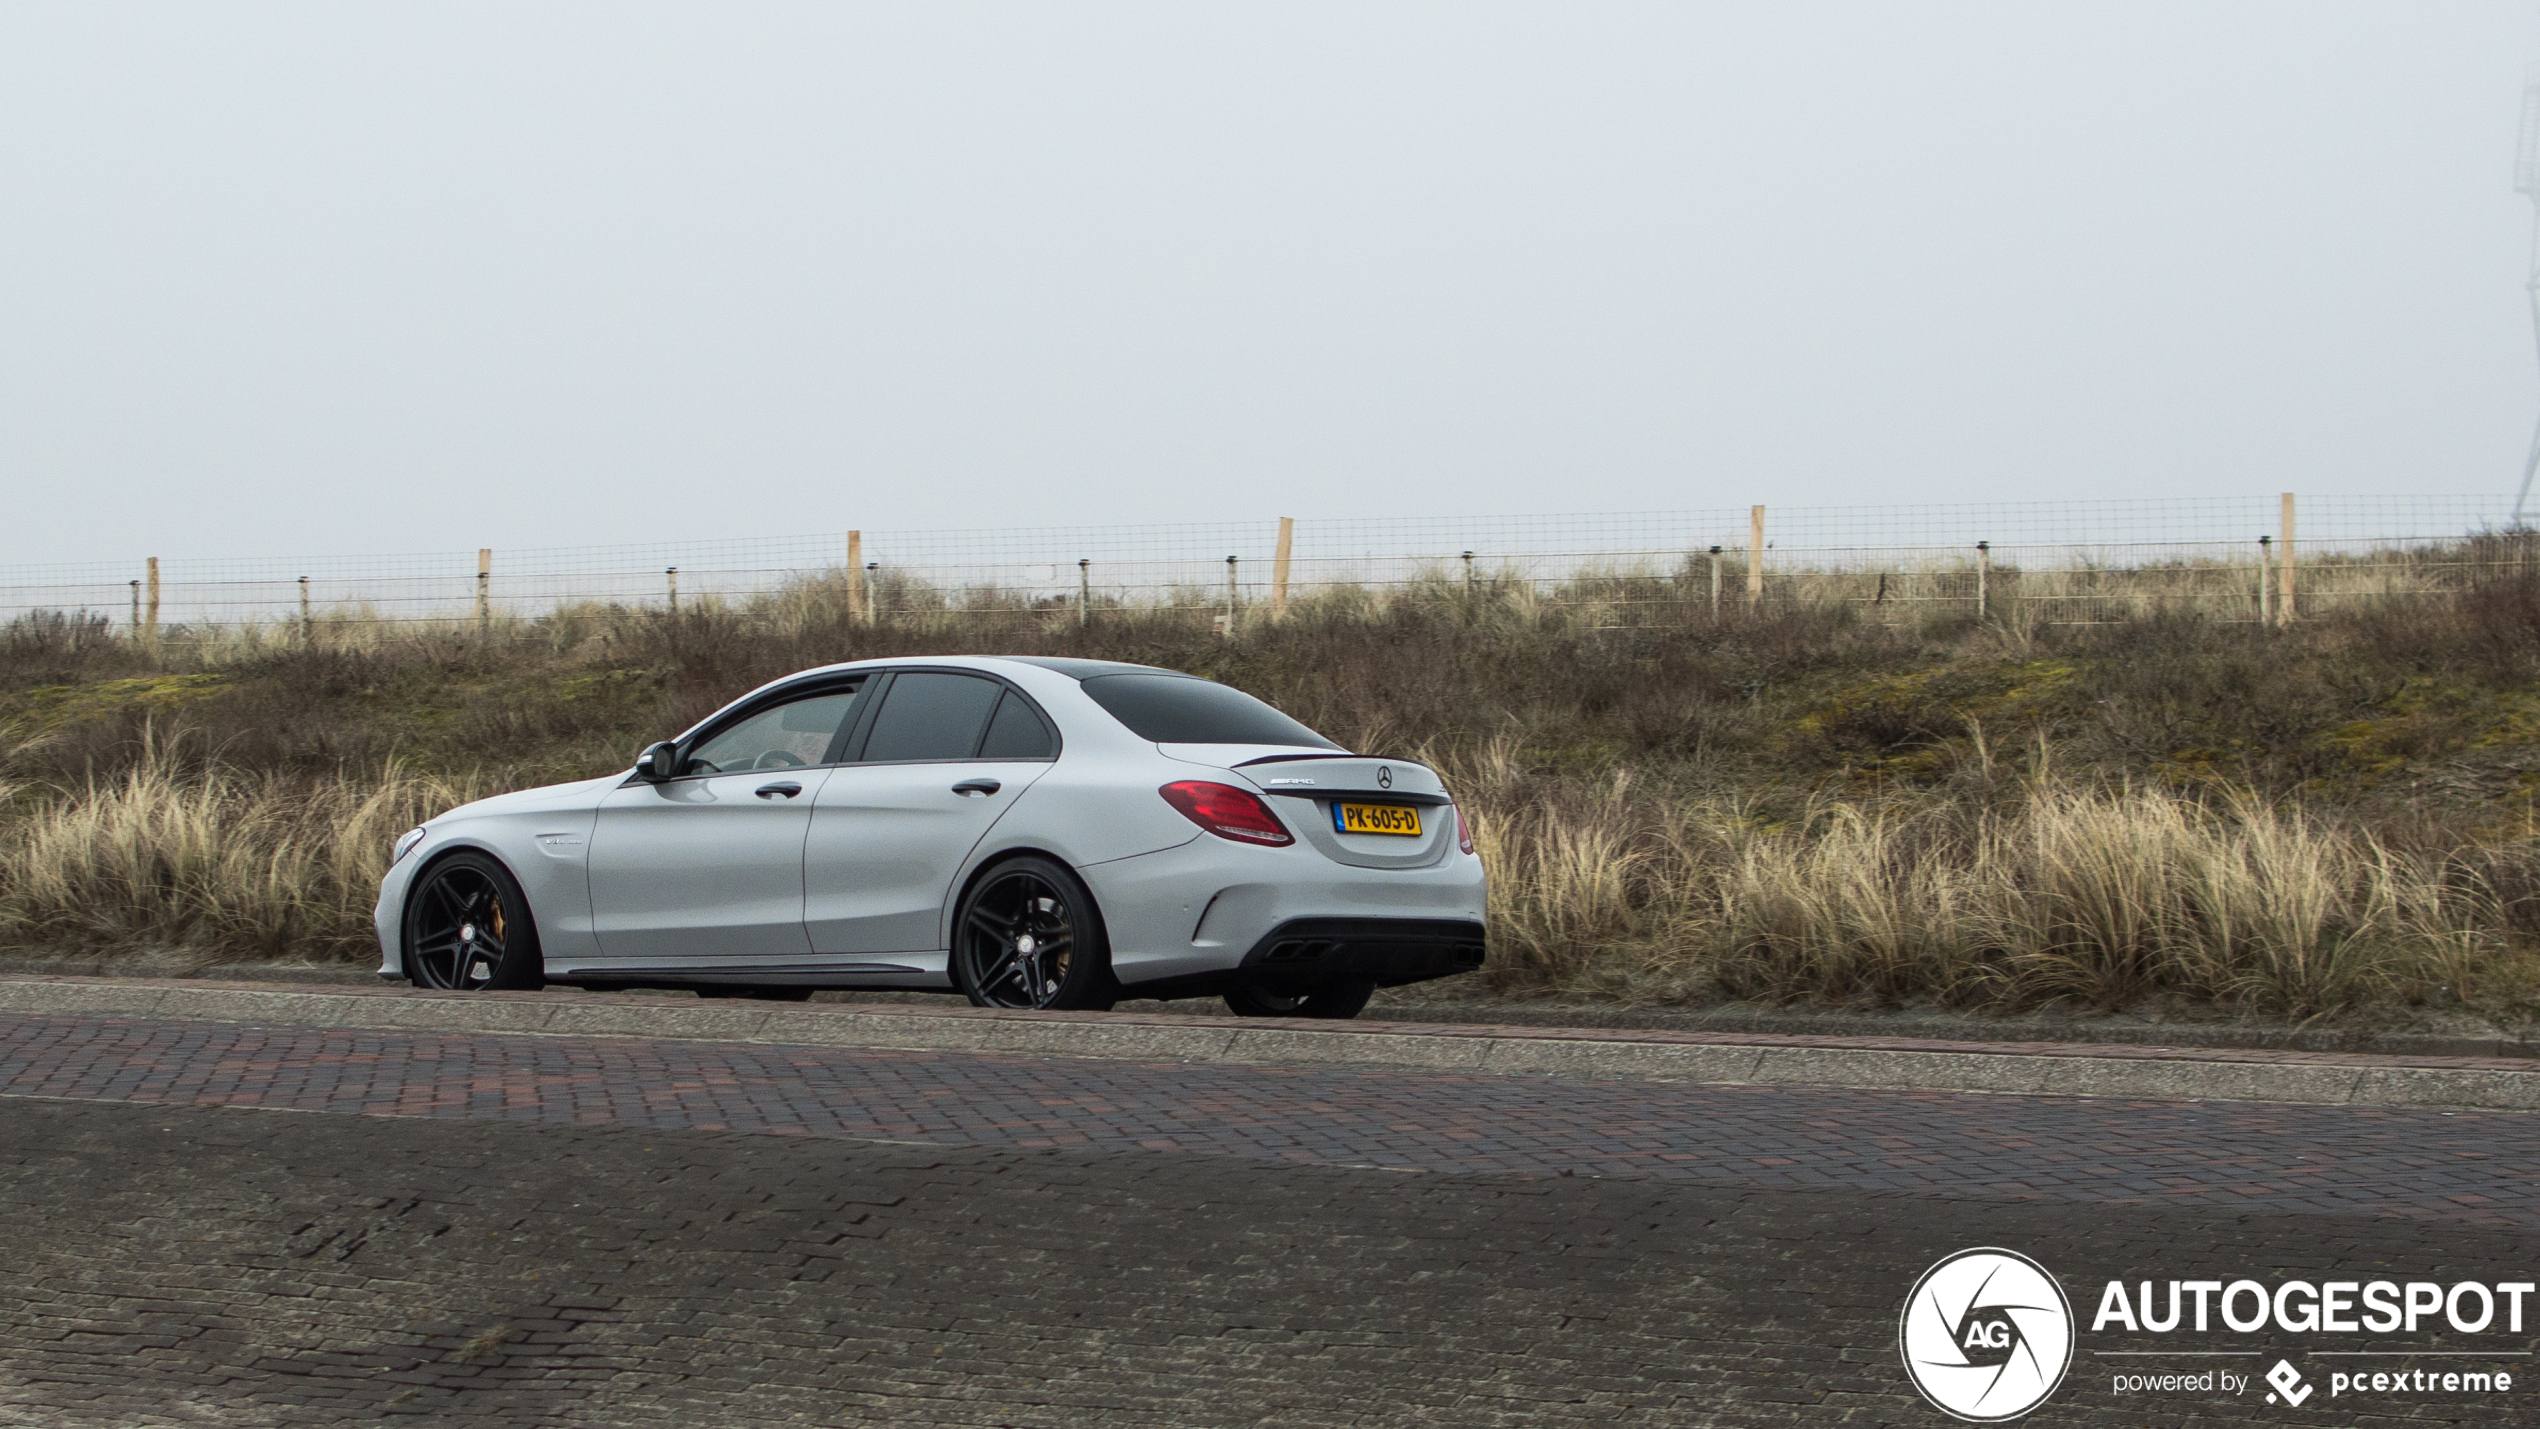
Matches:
[[1163, 748, 1455, 870]]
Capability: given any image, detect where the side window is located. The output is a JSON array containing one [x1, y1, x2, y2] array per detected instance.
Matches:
[[977, 692, 1057, 760], [858, 673, 1005, 763], [685, 686, 861, 775]]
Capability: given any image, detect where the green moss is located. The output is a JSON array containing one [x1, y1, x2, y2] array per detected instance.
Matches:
[[1793, 659, 2078, 782], [2288, 677, 2540, 797], [0, 673, 228, 740]]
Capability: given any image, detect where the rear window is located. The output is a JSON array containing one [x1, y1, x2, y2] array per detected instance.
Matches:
[[1079, 674, 1340, 749]]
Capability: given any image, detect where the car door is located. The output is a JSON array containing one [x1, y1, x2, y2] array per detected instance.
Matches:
[[803, 670, 1059, 954], [588, 681, 866, 963]]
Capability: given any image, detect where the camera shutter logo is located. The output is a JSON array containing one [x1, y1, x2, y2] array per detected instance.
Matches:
[[1898, 1248, 2074, 1421]]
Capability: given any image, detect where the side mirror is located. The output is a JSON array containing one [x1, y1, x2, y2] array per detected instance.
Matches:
[[635, 741, 681, 782]]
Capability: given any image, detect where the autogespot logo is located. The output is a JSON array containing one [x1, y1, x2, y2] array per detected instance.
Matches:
[[1900, 1248, 2076, 1421]]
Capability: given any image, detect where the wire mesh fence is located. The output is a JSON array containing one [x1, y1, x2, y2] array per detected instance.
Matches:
[[4, 493, 2528, 638]]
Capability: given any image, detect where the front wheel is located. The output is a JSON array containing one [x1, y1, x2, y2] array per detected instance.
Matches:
[[1224, 977, 1376, 1020], [403, 852, 544, 991], [952, 857, 1117, 1011]]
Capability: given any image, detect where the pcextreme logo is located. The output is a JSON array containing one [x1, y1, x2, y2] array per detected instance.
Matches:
[[1899, 1248, 2076, 1421]]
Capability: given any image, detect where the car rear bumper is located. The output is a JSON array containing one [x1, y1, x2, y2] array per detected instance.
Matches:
[[1078, 829, 1487, 998], [1110, 914, 1486, 1002], [1241, 917, 1486, 988]]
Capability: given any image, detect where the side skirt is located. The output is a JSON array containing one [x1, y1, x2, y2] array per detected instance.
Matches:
[[547, 950, 956, 993]]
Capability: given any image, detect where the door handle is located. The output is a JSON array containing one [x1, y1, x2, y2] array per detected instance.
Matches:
[[755, 782, 804, 799], [951, 778, 1002, 797]]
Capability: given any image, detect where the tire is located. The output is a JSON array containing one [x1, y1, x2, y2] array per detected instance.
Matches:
[[952, 856, 1118, 1011], [403, 851, 544, 991], [1224, 977, 1376, 1020], [695, 986, 815, 1002]]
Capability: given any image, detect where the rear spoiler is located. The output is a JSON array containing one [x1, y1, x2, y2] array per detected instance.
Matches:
[[1260, 786, 1451, 807]]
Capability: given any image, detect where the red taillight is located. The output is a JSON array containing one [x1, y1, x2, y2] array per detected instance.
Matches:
[[1452, 800, 1474, 855], [1159, 781, 1295, 846]]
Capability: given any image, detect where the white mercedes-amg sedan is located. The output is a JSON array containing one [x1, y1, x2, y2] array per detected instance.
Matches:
[[375, 656, 1487, 1018]]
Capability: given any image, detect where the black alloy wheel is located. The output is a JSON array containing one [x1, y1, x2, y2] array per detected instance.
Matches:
[[403, 851, 544, 991], [1223, 977, 1377, 1020], [952, 857, 1117, 1011]]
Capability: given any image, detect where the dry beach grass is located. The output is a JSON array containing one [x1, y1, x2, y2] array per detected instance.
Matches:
[[3, 553, 2538, 1023]]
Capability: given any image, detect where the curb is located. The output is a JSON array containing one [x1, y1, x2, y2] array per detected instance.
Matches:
[[10, 961, 2529, 1059], [1355, 1001, 2540, 1061], [3, 975, 2536, 1112]]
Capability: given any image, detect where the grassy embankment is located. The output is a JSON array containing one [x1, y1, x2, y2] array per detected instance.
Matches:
[[4, 555, 2539, 1025]]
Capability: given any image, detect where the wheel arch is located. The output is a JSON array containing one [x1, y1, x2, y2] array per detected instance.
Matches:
[[399, 839, 542, 950], [944, 845, 1112, 954]]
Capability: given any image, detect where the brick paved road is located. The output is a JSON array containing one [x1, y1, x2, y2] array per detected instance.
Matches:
[[1, 1013, 2530, 1224], [2, 1011, 2535, 1427]]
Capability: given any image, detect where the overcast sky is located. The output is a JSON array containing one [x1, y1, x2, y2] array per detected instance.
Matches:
[[2, 2, 2536, 567]]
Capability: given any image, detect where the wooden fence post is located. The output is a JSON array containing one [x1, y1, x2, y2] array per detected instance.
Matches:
[[2258, 536, 2272, 625], [476, 548, 492, 634], [299, 576, 312, 644], [2276, 493, 2297, 626], [1077, 559, 1091, 627], [845, 531, 865, 623], [1746, 506, 1765, 610], [1223, 555, 1239, 635], [864, 563, 879, 627], [145, 557, 159, 646], [128, 580, 141, 642], [1271, 517, 1294, 619], [666, 567, 679, 614], [1976, 541, 1990, 621], [1708, 546, 1722, 618]]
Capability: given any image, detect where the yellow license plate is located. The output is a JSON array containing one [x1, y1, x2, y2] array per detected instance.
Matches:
[[1334, 802, 1423, 837]]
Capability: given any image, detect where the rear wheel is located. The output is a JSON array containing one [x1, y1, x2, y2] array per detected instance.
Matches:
[[952, 857, 1117, 1011], [403, 852, 543, 991], [1224, 977, 1376, 1020]]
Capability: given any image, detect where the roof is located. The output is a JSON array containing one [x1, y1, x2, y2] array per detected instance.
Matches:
[[987, 656, 1185, 680]]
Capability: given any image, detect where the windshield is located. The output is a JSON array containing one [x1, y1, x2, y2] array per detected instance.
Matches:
[[1078, 674, 1341, 750]]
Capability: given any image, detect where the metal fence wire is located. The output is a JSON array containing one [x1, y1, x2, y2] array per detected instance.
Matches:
[[4, 494, 2528, 635]]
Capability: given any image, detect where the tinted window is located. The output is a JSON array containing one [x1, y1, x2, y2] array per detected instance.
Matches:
[[1079, 674, 1340, 749], [686, 686, 860, 774], [977, 692, 1057, 760], [860, 673, 1005, 762]]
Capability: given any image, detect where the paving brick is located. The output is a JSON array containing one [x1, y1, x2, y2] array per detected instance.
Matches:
[[4, 1013, 2537, 1425]]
